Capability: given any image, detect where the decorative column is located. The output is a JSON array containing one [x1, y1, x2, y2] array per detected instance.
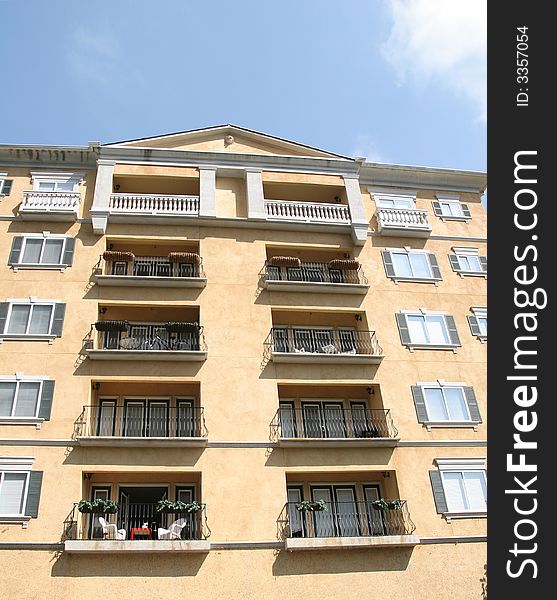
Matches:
[[245, 168, 266, 220], [90, 160, 115, 235], [198, 166, 217, 218], [343, 175, 369, 245]]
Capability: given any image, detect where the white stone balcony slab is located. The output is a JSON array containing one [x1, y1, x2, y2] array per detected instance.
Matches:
[[264, 200, 351, 225], [19, 191, 81, 221], [64, 540, 210, 553], [376, 207, 432, 237], [285, 534, 420, 551]]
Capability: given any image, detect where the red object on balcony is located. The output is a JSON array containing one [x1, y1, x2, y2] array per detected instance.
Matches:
[[131, 527, 152, 540]]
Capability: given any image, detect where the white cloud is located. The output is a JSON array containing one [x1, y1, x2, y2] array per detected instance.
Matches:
[[382, 0, 487, 122], [351, 135, 387, 163]]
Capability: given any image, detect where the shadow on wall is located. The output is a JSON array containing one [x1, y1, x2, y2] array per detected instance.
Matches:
[[265, 447, 396, 468], [62, 446, 205, 467], [50, 551, 208, 578], [272, 546, 414, 576]]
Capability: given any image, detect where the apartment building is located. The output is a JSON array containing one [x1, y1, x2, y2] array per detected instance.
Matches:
[[0, 125, 487, 599]]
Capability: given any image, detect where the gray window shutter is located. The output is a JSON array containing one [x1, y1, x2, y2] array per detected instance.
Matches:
[[448, 254, 461, 272], [25, 471, 43, 518], [432, 201, 443, 216], [464, 387, 482, 423], [0, 302, 9, 334], [429, 470, 448, 514], [445, 315, 461, 346], [381, 250, 396, 278], [1, 180, 13, 195], [8, 237, 24, 265], [38, 380, 55, 420], [461, 203, 471, 218], [427, 253, 442, 280], [468, 315, 482, 337], [395, 313, 412, 345], [50, 303, 66, 337], [62, 238, 76, 266], [479, 256, 487, 272], [411, 386, 429, 423]]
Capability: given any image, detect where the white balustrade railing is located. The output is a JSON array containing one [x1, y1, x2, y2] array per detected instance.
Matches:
[[20, 191, 81, 213], [264, 200, 351, 224], [376, 207, 431, 230], [109, 193, 200, 215]]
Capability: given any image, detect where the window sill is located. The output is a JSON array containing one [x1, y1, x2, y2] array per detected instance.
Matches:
[[0, 516, 32, 528], [10, 263, 67, 272], [438, 216, 471, 222], [457, 271, 487, 278], [424, 421, 480, 431], [405, 344, 460, 353], [389, 276, 441, 286], [443, 511, 487, 522], [0, 335, 56, 344], [0, 417, 44, 429]]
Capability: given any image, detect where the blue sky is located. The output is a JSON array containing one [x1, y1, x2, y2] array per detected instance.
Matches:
[[0, 0, 486, 172]]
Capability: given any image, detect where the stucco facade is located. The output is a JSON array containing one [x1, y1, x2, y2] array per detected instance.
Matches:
[[0, 125, 487, 599]]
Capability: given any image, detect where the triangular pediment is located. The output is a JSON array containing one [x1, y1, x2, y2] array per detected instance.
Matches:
[[104, 124, 352, 160]]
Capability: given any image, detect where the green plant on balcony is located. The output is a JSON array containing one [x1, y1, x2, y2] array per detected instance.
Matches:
[[156, 499, 202, 513], [77, 499, 119, 514], [371, 498, 402, 511], [296, 500, 327, 512]]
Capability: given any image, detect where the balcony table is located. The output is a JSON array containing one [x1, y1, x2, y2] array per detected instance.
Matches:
[[131, 527, 152, 540]]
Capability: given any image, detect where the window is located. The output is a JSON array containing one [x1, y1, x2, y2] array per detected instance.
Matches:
[[370, 187, 417, 210], [396, 311, 461, 350], [0, 301, 66, 339], [448, 247, 487, 276], [430, 459, 487, 519], [30, 171, 84, 193], [9, 236, 75, 269], [376, 197, 415, 209], [411, 383, 481, 427], [432, 195, 471, 220], [0, 378, 54, 421], [0, 457, 43, 523], [468, 307, 487, 340], [0, 174, 13, 196], [382, 249, 442, 282]]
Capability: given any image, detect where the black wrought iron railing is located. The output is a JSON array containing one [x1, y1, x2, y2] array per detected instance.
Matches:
[[94, 254, 205, 278], [265, 327, 382, 356], [75, 405, 207, 438], [278, 500, 415, 539], [264, 261, 367, 285], [271, 406, 397, 440], [64, 502, 210, 541]]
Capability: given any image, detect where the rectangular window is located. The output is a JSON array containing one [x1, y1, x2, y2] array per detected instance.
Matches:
[[441, 471, 487, 512], [392, 251, 432, 278], [406, 314, 450, 345], [457, 254, 482, 272], [37, 180, 74, 192], [0, 471, 28, 515], [20, 238, 65, 265], [6, 304, 53, 335], [439, 201, 464, 217], [423, 386, 470, 421], [376, 197, 415, 209], [0, 381, 41, 418]]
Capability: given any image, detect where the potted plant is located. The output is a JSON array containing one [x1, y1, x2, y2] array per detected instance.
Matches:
[[156, 499, 202, 514], [77, 499, 118, 514], [296, 500, 327, 512], [371, 498, 402, 511]]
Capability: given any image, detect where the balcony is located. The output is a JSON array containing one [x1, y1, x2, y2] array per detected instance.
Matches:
[[85, 320, 207, 361], [280, 499, 418, 551], [271, 406, 398, 447], [93, 250, 207, 288], [74, 404, 207, 447], [265, 326, 383, 364], [264, 200, 351, 225], [108, 193, 199, 216], [19, 190, 81, 221], [376, 207, 432, 237], [64, 500, 210, 553], [263, 257, 368, 294]]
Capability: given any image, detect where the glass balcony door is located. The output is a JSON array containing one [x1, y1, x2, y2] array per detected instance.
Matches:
[[311, 486, 359, 537], [301, 402, 346, 438], [176, 399, 196, 437], [279, 402, 297, 438], [122, 399, 169, 437], [96, 399, 116, 436], [287, 486, 305, 537], [363, 484, 388, 535]]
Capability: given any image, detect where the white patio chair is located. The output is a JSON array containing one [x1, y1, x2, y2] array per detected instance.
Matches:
[[157, 519, 188, 540], [98, 516, 126, 540]]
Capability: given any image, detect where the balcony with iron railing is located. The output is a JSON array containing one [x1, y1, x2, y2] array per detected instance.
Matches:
[[265, 326, 383, 364], [74, 404, 207, 447], [19, 190, 82, 220], [93, 250, 206, 288], [375, 207, 432, 237], [63, 501, 210, 553], [262, 257, 368, 294], [85, 320, 208, 361], [278, 500, 418, 550], [271, 406, 398, 447]]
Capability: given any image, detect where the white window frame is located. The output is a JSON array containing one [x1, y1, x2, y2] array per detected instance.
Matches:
[[470, 306, 487, 341], [388, 247, 436, 283], [370, 187, 417, 211], [401, 309, 458, 351], [1, 299, 60, 343], [435, 194, 470, 221], [435, 458, 487, 520], [30, 171, 84, 193], [0, 457, 34, 526], [417, 380, 477, 430], [451, 247, 486, 278], [12, 234, 71, 271], [0, 375, 49, 427], [0, 172, 9, 195]]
